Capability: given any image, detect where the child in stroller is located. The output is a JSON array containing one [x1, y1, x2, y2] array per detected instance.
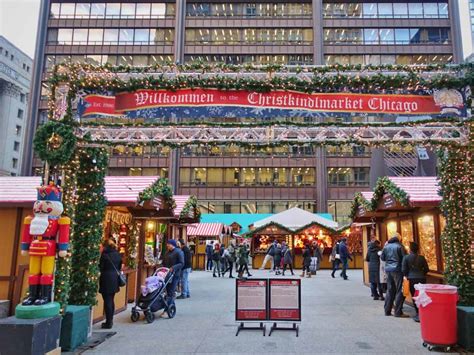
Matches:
[[131, 267, 176, 323]]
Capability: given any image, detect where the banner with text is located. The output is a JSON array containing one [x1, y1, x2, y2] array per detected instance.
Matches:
[[77, 88, 467, 121]]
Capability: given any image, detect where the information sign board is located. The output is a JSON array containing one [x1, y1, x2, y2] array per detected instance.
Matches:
[[268, 279, 301, 321], [235, 279, 268, 321]]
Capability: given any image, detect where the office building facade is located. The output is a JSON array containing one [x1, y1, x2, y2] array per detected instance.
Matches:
[[24, 1, 463, 223], [0, 36, 32, 176]]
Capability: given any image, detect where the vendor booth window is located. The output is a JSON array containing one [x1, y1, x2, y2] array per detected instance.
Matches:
[[254, 233, 291, 253], [417, 215, 438, 271], [386, 220, 398, 239], [400, 219, 414, 251]]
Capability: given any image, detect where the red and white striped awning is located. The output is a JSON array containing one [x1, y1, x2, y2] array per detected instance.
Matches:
[[174, 195, 191, 218], [187, 223, 227, 237], [105, 176, 159, 204], [0, 176, 40, 205]]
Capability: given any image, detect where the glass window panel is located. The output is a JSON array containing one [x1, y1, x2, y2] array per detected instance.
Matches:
[[350, 55, 364, 65], [241, 202, 256, 214], [55, 55, 71, 65], [57, 29, 73, 44], [379, 29, 394, 44], [408, 3, 423, 18], [151, 3, 167, 18], [90, 3, 106, 18], [291, 168, 315, 186], [75, 3, 90, 17], [85, 55, 102, 65], [363, 3, 377, 18], [136, 3, 151, 17], [105, 3, 121, 18], [424, 3, 439, 17], [192, 168, 207, 185], [50, 3, 60, 18], [274, 202, 288, 213], [179, 168, 191, 186], [378, 3, 393, 17], [207, 168, 222, 186], [47, 29, 58, 43], [119, 29, 134, 44], [121, 3, 136, 17], [241, 168, 256, 186], [88, 29, 103, 44], [102, 55, 117, 65], [257, 202, 272, 214], [386, 220, 399, 239], [142, 168, 158, 176], [166, 3, 176, 16], [395, 29, 410, 44], [134, 29, 150, 44], [149, 55, 172, 65], [257, 168, 272, 186], [73, 29, 88, 44], [409, 28, 422, 43], [104, 29, 119, 44], [417, 215, 438, 270], [400, 219, 414, 252], [45, 55, 55, 71], [117, 55, 133, 66], [364, 28, 379, 44], [365, 55, 380, 65], [129, 168, 142, 176], [60, 3, 75, 17], [224, 168, 239, 186], [133, 55, 149, 66], [348, 3, 362, 17], [438, 3, 448, 18], [323, 3, 332, 17], [396, 55, 412, 65], [393, 3, 408, 18], [439, 28, 450, 43]]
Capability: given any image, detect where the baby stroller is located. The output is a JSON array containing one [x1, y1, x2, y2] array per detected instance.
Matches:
[[131, 267, 176, 324]]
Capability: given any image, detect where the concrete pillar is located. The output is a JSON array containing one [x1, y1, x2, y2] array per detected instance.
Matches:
[[449, 0, 464, 63], [315, 147, 327, 212], [312, 0, 324, 65], [21, 0, 50, 175], [174, 0, 186, 64], [369, 148, 387, 188]]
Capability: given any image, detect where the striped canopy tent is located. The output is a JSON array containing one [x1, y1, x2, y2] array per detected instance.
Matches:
[[0, 176, 199, 222]]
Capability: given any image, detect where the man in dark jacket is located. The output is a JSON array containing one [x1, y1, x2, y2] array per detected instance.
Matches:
[[163, 239, 184, 300], [339, 238, 352, 280], [381, 235, 407, 317], [330, 241, 341, 278], [365, 240, 384, 300], [205, 241, 214, 271], [402, 242, 429, 322], [177, 239, 192, 299]]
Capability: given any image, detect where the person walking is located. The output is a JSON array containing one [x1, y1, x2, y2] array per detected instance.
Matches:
[[273, 243, 282, 275], [301, 244, 312, 278], [205, 241, 214, 271], [402, 242, 429, 322], [365, 240, 384, 300], [163, 239, 184, 300], [312, 240, 323, 274], [237, 243, 252, 278], [219, 243, 227, 275], [381, 234, 408, 317], [282, 243, 294, 276], [212, 243, 222, 277], [339, 238, 352, 280], [99, 239, 122, 329], [330, 240, 341, 278], [177, 239, 192, 299], [259, 240, 276, 270], [223, 242, 236, 278]]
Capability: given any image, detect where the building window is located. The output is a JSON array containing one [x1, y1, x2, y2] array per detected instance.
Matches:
[[12, 158, 18, 169], [328, 167, 370, 187], [326, 146, 370, 157], [17, 109, 24, 119], [13, 141, 20, 151], [325, 54, 453, 66], [20, 93, 26, 103], [327, 201, 352, 224], [15, 125, 22, 136], [199, 200, 316, 214]]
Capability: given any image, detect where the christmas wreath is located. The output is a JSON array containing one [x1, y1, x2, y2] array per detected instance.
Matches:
[[33, 120, 77, 166]]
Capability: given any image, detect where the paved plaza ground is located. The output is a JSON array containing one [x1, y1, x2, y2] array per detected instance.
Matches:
[[89, 269, 435, 354]]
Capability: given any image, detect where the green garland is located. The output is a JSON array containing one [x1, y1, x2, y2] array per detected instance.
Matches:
[[179, 195, 200, 221], [370, 176, 410, 210], [349, 192, 372, 220], [437, 128, 474, 305], [69, 147, 108, 306], [137, 177, 175, 209], [33, 121, 77, 166], [126, 221, 140, 269]]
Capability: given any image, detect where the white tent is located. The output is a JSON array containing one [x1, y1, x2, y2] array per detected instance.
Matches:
[[252, 207, 339, 231]]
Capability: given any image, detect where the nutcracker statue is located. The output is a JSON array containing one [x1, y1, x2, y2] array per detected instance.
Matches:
[[21, 183, 70, 306]]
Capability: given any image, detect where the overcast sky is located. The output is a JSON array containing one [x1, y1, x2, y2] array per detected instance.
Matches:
[[0, 0, 472, 60]]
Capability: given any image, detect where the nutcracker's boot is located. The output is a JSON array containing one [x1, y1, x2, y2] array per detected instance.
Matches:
[[34, 285, 52, 306], [22, 285, 39, 306]]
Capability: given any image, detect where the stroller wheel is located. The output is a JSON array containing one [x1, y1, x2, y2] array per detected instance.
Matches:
[[145, 311, 155, 324], [167, 304, 176, 319], [131, 310, 140, 322]]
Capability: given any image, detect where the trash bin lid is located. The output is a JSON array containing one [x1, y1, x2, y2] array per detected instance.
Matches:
[[414, 283, 458, 294]]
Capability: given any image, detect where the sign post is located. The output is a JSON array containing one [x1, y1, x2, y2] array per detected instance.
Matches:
[[268, 279, 301, 337], [235, 279, 268, 336]]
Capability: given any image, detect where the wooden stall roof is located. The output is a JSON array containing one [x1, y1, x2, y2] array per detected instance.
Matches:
[[253, 207, 339, 231], [0, 176, 196, 216], [388, 177, 441, 206], [187, 223, 231, 237]]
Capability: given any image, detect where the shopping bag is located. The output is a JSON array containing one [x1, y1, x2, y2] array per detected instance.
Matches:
[[402, 278, 410, 298], [309, 257, 318, 272]]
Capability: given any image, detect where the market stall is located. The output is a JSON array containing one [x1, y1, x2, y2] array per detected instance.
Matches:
[[351, 177, 445, 285], [186, 223, 232, 269], [247, 207, 363, 269]]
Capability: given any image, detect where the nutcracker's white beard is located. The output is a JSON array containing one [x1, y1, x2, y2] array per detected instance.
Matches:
[[30, 214, 49, 235]]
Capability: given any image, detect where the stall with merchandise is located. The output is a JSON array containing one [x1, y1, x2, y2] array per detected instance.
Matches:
[[352, 176, 445, 285]]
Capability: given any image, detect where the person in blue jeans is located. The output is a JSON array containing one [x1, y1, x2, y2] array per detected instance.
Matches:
[[381, 235, 408, 318], [177, 239, 192, 299], [163, 239, 184, 300], [339, 238, 352, 280]]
